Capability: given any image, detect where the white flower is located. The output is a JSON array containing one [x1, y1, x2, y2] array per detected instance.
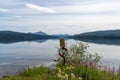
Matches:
[[58, 69, 61, 73], [71, 73, 75, 79], [65, 73, 68, 79], [78, 77, 82, 80], [57, 73, 62, 78]]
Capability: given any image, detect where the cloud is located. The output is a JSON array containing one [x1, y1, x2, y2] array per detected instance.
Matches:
[[77, 2, 120, 13], [0, 8, 9, 12], [14, 16, 22, 18], [25, 3, 55, 13], [53, 2, 120, 14]]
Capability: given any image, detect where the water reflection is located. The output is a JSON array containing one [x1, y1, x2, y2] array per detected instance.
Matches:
[[74, 38, 120, 45], [0, 39, 49, 44], [34, 39, 48, 43], [0, 40, 58, 76]]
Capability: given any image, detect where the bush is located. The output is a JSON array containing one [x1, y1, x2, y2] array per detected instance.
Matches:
[[57, 42, 102, 66]]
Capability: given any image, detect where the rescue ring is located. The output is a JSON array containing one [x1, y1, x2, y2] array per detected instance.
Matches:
[[58, 47, 68, 58]]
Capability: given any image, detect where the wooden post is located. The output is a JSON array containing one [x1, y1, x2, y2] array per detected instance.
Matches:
[[59, 38, 66, 66], [60, 38, 65, 47]]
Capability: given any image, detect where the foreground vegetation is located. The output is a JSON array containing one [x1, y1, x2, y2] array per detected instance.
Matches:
[[1, 42, 120, 80]]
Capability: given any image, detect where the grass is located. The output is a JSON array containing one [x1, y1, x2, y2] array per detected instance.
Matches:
[[1, 42, 120, 80], [0, 66, 56, 80], [1, 64, 120, 80]]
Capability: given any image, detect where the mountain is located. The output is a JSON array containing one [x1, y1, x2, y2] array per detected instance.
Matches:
[[72, 30, 120, 39], [31, 31, 48, 35], [0, 31, 57, 43], [52, 34, 70, 38]]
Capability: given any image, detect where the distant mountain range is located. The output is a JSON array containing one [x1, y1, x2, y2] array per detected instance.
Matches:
[[1, 30, 120, 44], [29, 31, 70, 37], [72, 30, 120, 39], [52, 34, 70, 38], [29, 31, 48, 35], [0, 31, 56, 43]]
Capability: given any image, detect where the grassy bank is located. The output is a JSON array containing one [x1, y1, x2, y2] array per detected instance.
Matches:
[[1, 42, 120, 80], [1, 64, 120, 80]]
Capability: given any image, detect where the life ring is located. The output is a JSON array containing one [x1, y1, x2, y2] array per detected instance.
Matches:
[[58, 47, 68, 58]]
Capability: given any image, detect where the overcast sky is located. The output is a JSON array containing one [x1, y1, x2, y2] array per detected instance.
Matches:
[[0, 0, 120, 34]]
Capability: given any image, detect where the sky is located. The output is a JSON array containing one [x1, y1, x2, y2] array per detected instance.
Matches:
[[0, 0, 120, 34]]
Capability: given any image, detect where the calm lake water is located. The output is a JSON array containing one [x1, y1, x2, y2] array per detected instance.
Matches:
[[0, 39, 120, 76]]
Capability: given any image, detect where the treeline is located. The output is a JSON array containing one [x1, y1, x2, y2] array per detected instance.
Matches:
[[72, 36, 120, 39], [0, 31, 57, 43], [71, 30, 120, 39]]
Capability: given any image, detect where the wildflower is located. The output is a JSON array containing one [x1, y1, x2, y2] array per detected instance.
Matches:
[[57, 67, 61, 71], [64, 73, 68, 79], [57, 73, 62, 78], [66, 66, 70, 69], [71, 66, 74, 69], [71, 73, 75, 79], [62, 71, 65, 75], [66, 65, 74, 70], [58, 69, 61, 73], [70, 66, 74, 69], [78, 77, 82, 80]]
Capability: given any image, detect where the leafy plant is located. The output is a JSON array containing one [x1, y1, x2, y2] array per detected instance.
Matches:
[[58, 42, 102, 66]]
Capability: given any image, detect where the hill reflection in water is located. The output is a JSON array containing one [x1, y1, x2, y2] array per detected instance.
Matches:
[[1, 38, 120, 45], [74, 38, 120, 45], [0, 39, 48, 44]]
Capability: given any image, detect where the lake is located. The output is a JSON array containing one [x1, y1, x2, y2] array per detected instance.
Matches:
[[0, 39, 120, 76]]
